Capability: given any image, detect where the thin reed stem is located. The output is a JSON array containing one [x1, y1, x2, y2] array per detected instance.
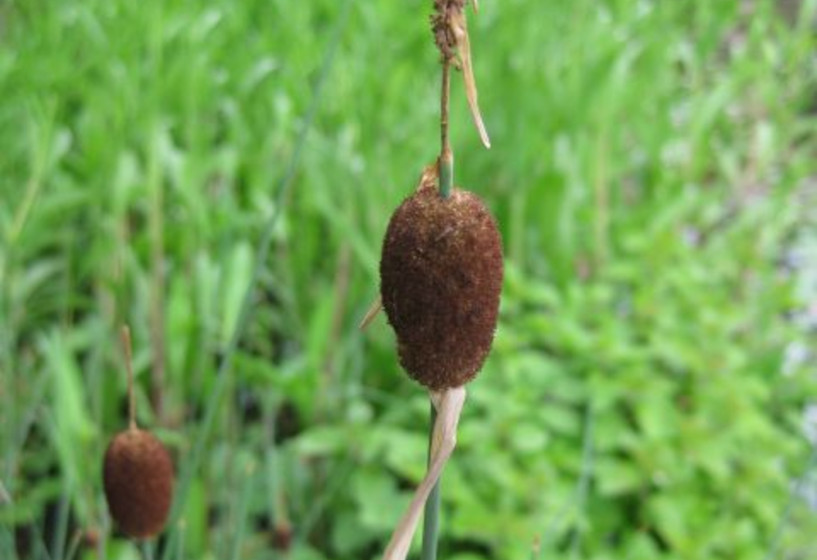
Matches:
[[120, 325, 136, 431], [439, 59, 453, 199], [421, 402, 441, 560]]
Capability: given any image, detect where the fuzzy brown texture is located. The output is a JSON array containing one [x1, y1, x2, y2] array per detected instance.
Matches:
[[103, 428, 174, 539], [380, 186, 503, 390], [431, 0, 465, 60]]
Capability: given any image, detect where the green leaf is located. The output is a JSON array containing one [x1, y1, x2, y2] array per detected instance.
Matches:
[[220, 242, 253, 345], [41, 332, 97, 522], [539, 405, 580, 436], [293, 425, 349, 457], [595, 458, 643, 496], [352, 469, 412, 533], [510, 422, 550, 454]]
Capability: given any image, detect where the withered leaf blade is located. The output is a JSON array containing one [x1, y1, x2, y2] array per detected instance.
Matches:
[[452, 10, 490, 148], [359, 295, 383, 331], [381, 387, 467, 560]]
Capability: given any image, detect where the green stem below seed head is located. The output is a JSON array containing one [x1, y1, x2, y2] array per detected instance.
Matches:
[[439, 149, 454, 199], [420, 402, 441, 560], [121, 325, 137, 431]]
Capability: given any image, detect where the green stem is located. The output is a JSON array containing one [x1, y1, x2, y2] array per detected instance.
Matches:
[[121, 325, 137, 431], [439, 148, 453, 200], [141, 540, 155, 560], [421, 402, 441, 560], [228, 463, 254, 560], [428, 44, 453, 560]]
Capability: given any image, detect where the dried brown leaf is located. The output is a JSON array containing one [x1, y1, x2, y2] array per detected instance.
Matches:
[[451, 11, 491, 148], [381, 387, 467, 560]]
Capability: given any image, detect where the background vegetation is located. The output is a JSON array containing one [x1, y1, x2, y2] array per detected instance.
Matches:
[[2, 0, 817, 559]]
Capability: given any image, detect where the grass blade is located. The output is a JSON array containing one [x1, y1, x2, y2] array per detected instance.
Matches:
[[160, 2, 355, 558]]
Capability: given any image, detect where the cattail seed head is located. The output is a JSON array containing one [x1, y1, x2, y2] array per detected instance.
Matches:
[[380, 186, 503, 390], [103, 428, 174, 539]]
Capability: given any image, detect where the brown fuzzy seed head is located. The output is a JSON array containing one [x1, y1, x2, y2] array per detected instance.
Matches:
[[103, 428, 174, 539], [380, 186, 503, 390]]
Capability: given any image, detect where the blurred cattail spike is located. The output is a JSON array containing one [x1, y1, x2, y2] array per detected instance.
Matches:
[[103, 324, 174, 540], [432, 0, 490, 149]]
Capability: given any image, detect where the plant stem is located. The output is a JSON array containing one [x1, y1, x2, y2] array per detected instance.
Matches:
[[228, 462, 254, 560], [121, 325, 137, 431], [439, 59, 453, 199], [141, 540, 155, 560], [426, 38, 453, 558], [148, 123, 166, 423], [421, 401, 441, 560]]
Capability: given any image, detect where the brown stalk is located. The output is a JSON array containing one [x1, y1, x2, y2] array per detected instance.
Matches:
[[432, 0, 490, 149], [120, 325, 137, 431], [440, 56, 452, 168]]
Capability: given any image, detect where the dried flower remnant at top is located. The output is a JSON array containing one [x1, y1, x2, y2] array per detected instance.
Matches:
[[431, 0, 490, 148], [432, 0, 465, 60]]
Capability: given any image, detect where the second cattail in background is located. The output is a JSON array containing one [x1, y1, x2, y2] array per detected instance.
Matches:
[[102, 326, 174, 540]]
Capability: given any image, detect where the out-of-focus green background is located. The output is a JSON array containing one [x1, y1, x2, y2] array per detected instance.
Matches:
[[2, 0, 817, 559]]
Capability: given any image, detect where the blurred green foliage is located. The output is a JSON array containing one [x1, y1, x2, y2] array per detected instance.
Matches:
[[2, 0, 817, 559]]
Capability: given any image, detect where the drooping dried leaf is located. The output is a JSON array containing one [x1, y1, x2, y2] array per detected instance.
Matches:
[[382, 387, 467, 560], [451, 10, 490, 148]]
